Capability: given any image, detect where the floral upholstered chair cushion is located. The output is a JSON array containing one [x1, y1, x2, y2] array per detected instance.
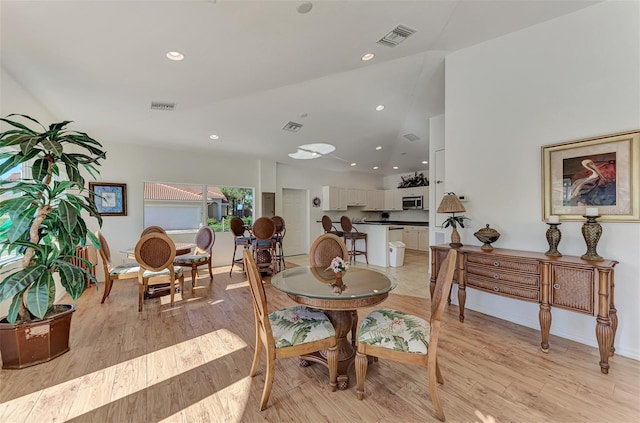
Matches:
[[173, 254, 209, 265], [109, 262, 140, 276], [357, 308, 430, 354], [142, 266, 183, 278], [269, 306, 336, 349]]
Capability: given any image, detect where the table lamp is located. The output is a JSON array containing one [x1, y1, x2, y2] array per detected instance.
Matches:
[[437, 192, 466, 247]]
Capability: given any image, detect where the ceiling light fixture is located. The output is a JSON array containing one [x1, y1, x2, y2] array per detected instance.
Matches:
[[350, 163, 356, 167], [421, 160, 428, 164], [393, 166, 399, 170], [361, 53, 375, 61], [288, 143, 335, 160], [209, 134, 219, 140], [375, 105, 385, 111], [166, 51, 184, 61], [376, 146, 382, 150], [373, 166, 379, 170]]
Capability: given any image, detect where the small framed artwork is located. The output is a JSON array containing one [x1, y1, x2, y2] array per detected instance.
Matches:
[[89, 182, 127, 216], [542, 130, 640, 222]]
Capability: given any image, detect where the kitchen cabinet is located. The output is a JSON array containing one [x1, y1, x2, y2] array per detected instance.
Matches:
[[364, 190, 385, 211], [322, 186, 347, 211], [347, 188, 367, 206], [384, 189, 402, 211], [403, 225, 429, 251]]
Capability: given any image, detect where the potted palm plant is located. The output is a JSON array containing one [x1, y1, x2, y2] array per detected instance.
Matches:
[[0, 114, 105, 368]]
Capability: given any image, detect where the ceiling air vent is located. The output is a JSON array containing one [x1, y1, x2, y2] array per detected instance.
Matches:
[[282, 121, 303, 132], [403, 133, 420, 142], [150, 101, 176, 111], [377, 25, 416, 47]]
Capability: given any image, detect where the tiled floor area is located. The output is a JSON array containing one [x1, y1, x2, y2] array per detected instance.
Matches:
[[286, 249, 431, 298]]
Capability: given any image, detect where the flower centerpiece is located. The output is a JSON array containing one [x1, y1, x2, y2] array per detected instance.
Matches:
[[326, 256, 348, 294]]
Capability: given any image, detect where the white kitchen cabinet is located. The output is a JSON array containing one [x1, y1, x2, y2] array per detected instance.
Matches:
[[322, 186, 347, 211], [417, 227, 429, 251], [347, 188, 367, 206], [403, 225, 429, 251], [364, 190, 385, 211], [384, 189, 402, 211]]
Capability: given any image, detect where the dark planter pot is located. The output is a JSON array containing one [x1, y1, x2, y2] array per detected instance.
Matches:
[[0, 304, 76, 369]]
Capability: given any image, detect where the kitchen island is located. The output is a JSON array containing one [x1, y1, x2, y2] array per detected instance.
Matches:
[[324, 220, 428, 267]]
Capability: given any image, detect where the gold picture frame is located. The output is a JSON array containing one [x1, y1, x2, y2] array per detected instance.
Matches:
[[542, 130, 640, 222]]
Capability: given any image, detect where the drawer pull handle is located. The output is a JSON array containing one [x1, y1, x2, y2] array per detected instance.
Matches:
[[493, 261, 500, 267], [493, 286, 500, 292], [493, 274, 500, 280], [553, 283, 561, 289]]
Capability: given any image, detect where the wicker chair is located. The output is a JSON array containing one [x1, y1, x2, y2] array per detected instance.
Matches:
[[251, 217, 277, 275], [135, 233, 185, 312], [272, 216, 286, 272], [244, 249, 338, 410], [309, 233, 348, 268], [95, 230, 139, 304], [355, 249, 457, 421], [340, 215, 368, 265], [173, 226, 215, 287], [229, 217, 251, 276], [321, 215, 343, 237], [140, 225, 167, 237]]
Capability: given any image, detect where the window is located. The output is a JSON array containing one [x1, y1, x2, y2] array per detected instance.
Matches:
[[0, 159, 23, 262], [143, 182, 254, 233]]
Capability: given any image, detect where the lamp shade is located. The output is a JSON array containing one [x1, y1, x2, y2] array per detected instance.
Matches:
[[437, 193, 466, 214]]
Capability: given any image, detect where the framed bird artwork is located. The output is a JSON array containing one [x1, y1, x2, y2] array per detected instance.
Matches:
[[542, 130, 640, 222]]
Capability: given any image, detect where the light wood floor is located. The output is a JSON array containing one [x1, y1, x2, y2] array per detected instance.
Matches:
[[1, 252, 638, 422]]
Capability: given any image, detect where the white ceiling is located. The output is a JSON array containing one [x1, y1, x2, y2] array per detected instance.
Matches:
[[0, 0, 599, 176]]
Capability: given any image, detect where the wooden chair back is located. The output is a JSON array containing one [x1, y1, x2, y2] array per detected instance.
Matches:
[[252, 217, 276, 241], [95, 230, 113, 269], [340, 215, 355, 233], [244, 249, 274, 349], [272, 216, 285, 235], [140, 225, 167, 237], [430, 249, 457, 327], [194, 226, 215, 254], [321, 215, 334, 233], [309, 234, 349, 268], [135, 233, 176, 272], [230, 217, 246, 237]]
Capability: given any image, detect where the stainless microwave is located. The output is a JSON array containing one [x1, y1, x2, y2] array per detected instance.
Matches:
[[402, 196, 423, 210]]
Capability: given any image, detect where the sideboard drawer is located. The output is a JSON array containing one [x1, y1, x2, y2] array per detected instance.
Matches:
[[466, 254, 540, 274], [466, 263, 540, 288], [466, 275, 540, 302]]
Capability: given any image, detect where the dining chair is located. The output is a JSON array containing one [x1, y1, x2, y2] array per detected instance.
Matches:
[[272, 216, 286, 272], [140, 225, 167, 237], [229, 217, 252, 276], [173, 226, 215, 287], [321, 215, 343, 237], [309, 233, 348, 268], [95, 230, 140, 304], [354, 249, 457, 421], [251, 216, 277, 275], [135, 232, 185, 312], [244, 249, 338, 410], [340, 215, 368, 265]]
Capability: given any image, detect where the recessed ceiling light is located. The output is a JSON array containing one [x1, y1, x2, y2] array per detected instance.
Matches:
[[209, 134, 219, 140], [373, 166, 379, 170], [350, 163, 357, 167], [375, 146, 382, 150], [421, 160, 428, 164], [166, 51, 184, 61], [297, 2, 313, 14], [361, 53, 375, 61], [393, 166, 399, 170], [375, 105, 385, 111]]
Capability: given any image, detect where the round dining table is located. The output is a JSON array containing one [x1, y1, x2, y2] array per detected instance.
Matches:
[[271, 266, 395, 389]]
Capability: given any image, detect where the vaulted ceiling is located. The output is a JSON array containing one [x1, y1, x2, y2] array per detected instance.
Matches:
[[0, 1, 599, 176]]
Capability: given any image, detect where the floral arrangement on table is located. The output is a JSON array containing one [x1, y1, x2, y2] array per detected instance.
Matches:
[[326, 256, 349, 295]]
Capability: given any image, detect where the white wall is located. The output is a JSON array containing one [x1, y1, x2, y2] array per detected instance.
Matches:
[[445, 1, 640, 359]]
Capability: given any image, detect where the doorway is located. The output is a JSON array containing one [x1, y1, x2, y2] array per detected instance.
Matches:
[[262, 192, 275, 217], [282, 188, 308, 256]]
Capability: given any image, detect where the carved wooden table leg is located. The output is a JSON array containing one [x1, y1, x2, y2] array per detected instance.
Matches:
[[608, 268, 617, 357], [539, 262, 551, 353], [596, 269, 613, 374]]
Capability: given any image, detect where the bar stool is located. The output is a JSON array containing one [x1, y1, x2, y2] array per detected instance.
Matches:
[[229, 217, 251, 276], [252, 216, 277, 275], [272, 216, 286, 272], [340, 215, 368, 265], [322, 215, 343, 237]]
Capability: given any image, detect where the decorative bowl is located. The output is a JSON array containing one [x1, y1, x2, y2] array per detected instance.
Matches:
[[474, 224, 501, 250]]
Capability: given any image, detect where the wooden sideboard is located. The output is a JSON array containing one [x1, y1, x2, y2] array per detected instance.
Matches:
[[430, 244, 619, 374]]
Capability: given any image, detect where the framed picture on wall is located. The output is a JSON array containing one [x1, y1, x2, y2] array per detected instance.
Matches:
[[542, 130, 640, 222], [89, 182, 127, 216]]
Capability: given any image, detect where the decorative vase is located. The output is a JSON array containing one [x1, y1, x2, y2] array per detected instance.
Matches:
[[473, 224, 501, 251], [334, 272, 344, 286], [581, 215, 603, 261], [544, 223, 562, 257]]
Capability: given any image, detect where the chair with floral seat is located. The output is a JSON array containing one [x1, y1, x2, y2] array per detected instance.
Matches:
[[354, 249, 457, 421], [244, 249, 338, 410], [135, 232, 185, 312], [95, 230, 140, 304], [173, 226, 215, 287]]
